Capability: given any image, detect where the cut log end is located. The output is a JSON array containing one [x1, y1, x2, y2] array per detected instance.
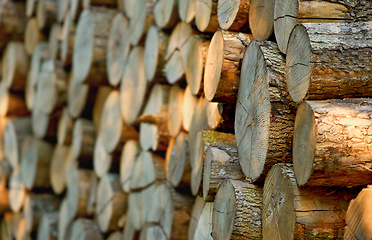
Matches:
[[249, 0, 274, 40], [71, 219, 103, 240], [120, 140, 141, 193]]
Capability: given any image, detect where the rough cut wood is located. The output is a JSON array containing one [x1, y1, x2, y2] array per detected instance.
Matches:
[[58, 199, 75, 240], [293, 99, 372, 187], [99, 90, 138, 153], [193, 201, 214, 239], [163, 50, 185, 84], [274, 0, 298, 53], [57, 107, 74, 145], [36, 0, 57, 30], [195, 0, 218, 32], [50, 144, 71, 194], [92, 86, 111, 133], [249, 0, 274, 40], [31, 107, 60, 139], [67, 73, 91, 118], [235, 41, 296, 182], [262, 164, 355, 239], [153, 0, 178, 29], [106, 13, 129, 86], [182, 86, 197, 132], [9, 169, 26, 212], [286, 22, 372, 103], [204, 30, 252, 103], [165, 22, 193, 59], [24, 17, 45, 55], [20, 137, 53, 190], [120, 140, 141, 193], [36, 212, 58, 240], [128, 0, 154, 45], [71, 118, 96, 161], [203, 145, 245, 201], [96, 173, 127, 232], [178, 0, 195, 23], [73, 7, 117, 84], [344, 186, 372, 239], [167, 85, 184, 137], [0, 89, 29, 117], [71, 219, 103, 240], [207, 102, 235, 131], [217, 0, 250, 31], [188, 196, 205, 240], [1, 213, 23, 240], [93, 135, 121, 178], [120, 46, 148, 126], [212, 179, 262, 239]]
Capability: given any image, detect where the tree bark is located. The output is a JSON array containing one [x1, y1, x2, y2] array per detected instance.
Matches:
[[204, 30, 252, 103], [293, 99, 372, 187], [217, 0, 250, 31], [286, 22, 372, 103]]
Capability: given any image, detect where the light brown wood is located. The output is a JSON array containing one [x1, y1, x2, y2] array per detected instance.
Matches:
[[120, 139, 141, 193], [58, 199, 75, 240], [16, 216, 30, 240], [195, 0, 218, 32], [73, 7, 117, 85], [0, 88, 29, 117], [140, 224, 168, 240], [57, 107, 74, 145], [36, 212, 58, 240], [182, 86, 197, 132], [93, 135, 113, 178], [60, 12, 74, 66], [1, 213, 23, 240], [26, 0, 37, 17], [193, 201, 214, 239], [293, 99, 372, 187], [128, 0, 154, 45], [47, 23, 60, 62], [36, 0, 57, 30], [344, 186, 372, 240], [262, 164, 355, 239], [217, 0, 250, 31], [128, 185, 156, 230], [83, 0, 117, 8], [9, 169, 26, 213], [67, 73, 90, 118], [108, 231, 123, 240], [249, 0, 274, 40], [92, 86, 111, 133], [57, 0, 69, 22], [274, 0, 298, 53], [71, 118, 96, 161], [96, 173, 127, 232], [24, 18, 45, 55], [286, 22, 372, 103], [207, 102, 235, 131], [212, 179, 262, 239], [164, 50, 185, 84], [204, 30, 252, 103], [70, 218, 103, 240], [50, 144, 71, 194], [153, 0, 178, 29], [0, 180, 10, 214], [167, 85, 184, 137], [189, 196, 205, 240], [178, 0, 195, 23], [31, 107, 60, 139], [165, 22, 193, 59]]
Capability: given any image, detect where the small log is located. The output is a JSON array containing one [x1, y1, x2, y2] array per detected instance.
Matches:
[[286, 22, 372, 103], [140, 224, 167, 240], [36, 212, 58, 240], [130, 151, 166, 191], [57, 107, 74, 145], [144, 26, 169, 82], [106, 13, 129, 86], [123, 220, 140, 240], [92, 86, 111, 133], [0, 88, 29, 117], [248, 0, 274, 40], [153, 0, 178, 29], [73, 7, 117, 84], [120, 46, 148, 126], [58, 199, 75, 240], [24, 18, 45, 55], [0, 180, 10, 214], [212, 179, 262, 239], [217, 0, 250, 31], [165, 22, 193, 59], [96, 173, 127, 232], [293, 99, 372, 187], [273, 0, 298, 53], [36, 0, 57, 30], [204, 30, 252, 103], [203, 145, 245, 201], [188, 196, 205, 240], [47, 23, 61, 62], [70, 219, 103, 240], [57, 0, 69, 22], [67, 73, 94, 118], [2, 42, 29, 92], [345, 186, 372, 239], [2, 117, 32, 168], [20, 137, 53, 190], [235, 41, 296, 182], [71, 118, 96, 161], [50, 144, 71, 194], [207, 102, 235, 131], [31, 107, 60, 139], [23, 194, 60, 233], [195, 0, 218, 32], [120, 139, 141, 193], [178, 0, 195, 23], [128, 0, 154, 45], [193, 202, 214, 239], [182, 86, 197, 132], [262, 164, 356, 239], [99, 90, 138, 153], [9, 169, 26, 212], [167, 85, 184, 137]]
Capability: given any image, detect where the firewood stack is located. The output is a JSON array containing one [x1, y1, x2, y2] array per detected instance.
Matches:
[[0, 0, 371, 239]]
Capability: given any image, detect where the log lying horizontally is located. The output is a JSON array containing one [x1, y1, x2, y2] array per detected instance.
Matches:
[[70, 218, 103, 240], [286, 22, 372, 103], [293, 98, 372, 187], [217, 0, 250, 31]]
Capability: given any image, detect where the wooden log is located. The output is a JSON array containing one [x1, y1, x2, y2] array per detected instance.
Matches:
[[153, 0, 178, 29], [207, 102, 235, 131], [248, 0, 274, 40], [182, 86, 197, 132], [0, 88, 30, 117], [120, 139, 140, 193], [163, 50, 185, 84], [36, 0, 57, 30], [70, 219, 103, 240], [293, 99, 372, 187], [128, 0, 154, 45], [15, 217, 30, 240], [130, 151, 166, 191], [96, 173, 127, 232], [165, 22, 193, 59], [204, 30, 252, 103], [50, 144, 71, 195], [0, 180, 10, 214], [123, 220, 139, 240], [93, 136, 114, 178], [140, 224, 167, 240], [2, 42, 29, 92], [120, 46, 148, 126], [58, 199, 75, 240], [193, 201, 214, 239], [57, 107, 74, 145], [60, 12, 74, 66], [47, 23, 61, 62], [26, 0, 37, 17], [2, 117, 32, 168], [67, 73, 95, 118], [344, 186, 372, 239], [203, 145, 245, 201], [286, 22, 372, 103], [99, 89, 138, 153], [24, 18, 45, 55], [1, 213, 23, 240], [144, 26, 169, 82], [106, 13, 129, 86], [23, 194, 60, 233], [92, 86, 111, 133], [123, 0, 135, 18], [108, 231, 123, 240], [235, 41, 296, 182], [73, 7, 117, 84], [195, 0, 218, 32], [83, 0, 117, 8], [167, 85, 184, 137], [217, 0, 250, 31], [57, 0, 69, 22], [262, 164, 356, 239], [9, 169, 26, 212], [71, 118, 96, 161], [273, 0, 298, 53], [31, 107, 60, 139], [128, 185, 156, 230], [188, 196, 205, 240], [36, 212, 58, 240], [178, 0, 195, 23], [212, 179, 262, 239]]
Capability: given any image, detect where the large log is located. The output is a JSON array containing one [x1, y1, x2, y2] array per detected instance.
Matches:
[[235, 41, 296, 182], [217, 0, 250, 31], [120, 139, 141, 193], [262, 164, 356, 239], [50, 144, 71, 194], [248, 0, 274, 40], [70, 219, 103, 240], [286, 22, 372, 103], [204, 30, 252, 103], [153, 0, 178, 29], [212, 179, 262, 239], [293, 99, 372, 187]]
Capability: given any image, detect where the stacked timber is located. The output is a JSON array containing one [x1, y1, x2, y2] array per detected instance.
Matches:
[[0, 0, 370, 239]]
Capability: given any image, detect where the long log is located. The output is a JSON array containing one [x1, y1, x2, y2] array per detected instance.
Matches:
[[262, 164, 356, 239], [293, 99, 372, 187], [50, 144, 71, 194], [70, 219, 103, 240], [286, 22, 372, 103], [217, 0, 250, 31], [204, 30, 252, 103], [212, 179, 262, 239], [120, 140, 141, 193]]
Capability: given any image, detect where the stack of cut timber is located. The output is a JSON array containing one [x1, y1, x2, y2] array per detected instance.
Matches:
[[0, 0, 370, 239]]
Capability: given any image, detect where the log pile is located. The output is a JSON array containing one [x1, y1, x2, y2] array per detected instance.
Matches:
[[0, 0, 370, 239]]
